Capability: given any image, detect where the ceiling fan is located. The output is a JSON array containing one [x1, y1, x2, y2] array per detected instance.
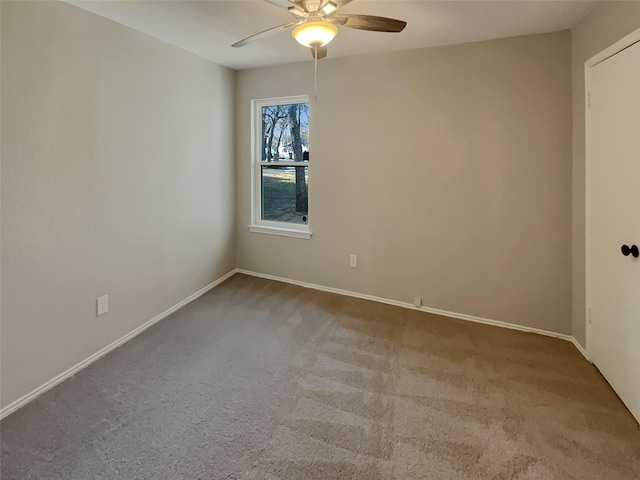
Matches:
[[232, 0, 407, 60]]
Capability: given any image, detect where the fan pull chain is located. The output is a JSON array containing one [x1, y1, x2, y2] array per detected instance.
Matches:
[[314, 44, 318, 102]]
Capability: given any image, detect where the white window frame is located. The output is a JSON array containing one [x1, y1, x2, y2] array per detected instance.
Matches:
[[248, 95, 312, 239]]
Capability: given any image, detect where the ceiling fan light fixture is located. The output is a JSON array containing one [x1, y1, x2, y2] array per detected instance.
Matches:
[[292, 21, 338, 47]]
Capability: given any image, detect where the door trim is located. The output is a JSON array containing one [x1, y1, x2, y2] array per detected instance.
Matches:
[[584, 27, 640, 362]]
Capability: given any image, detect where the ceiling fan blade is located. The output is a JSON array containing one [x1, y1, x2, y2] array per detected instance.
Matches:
[[310, 45, 328, 60], [232, 22, 299, 48], [332, 14, 407, 33]]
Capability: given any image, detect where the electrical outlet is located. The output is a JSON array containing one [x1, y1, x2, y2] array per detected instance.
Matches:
[[414, 296, 422, 308], [97, 295, 109, 316], [350, 254, 357, 268]]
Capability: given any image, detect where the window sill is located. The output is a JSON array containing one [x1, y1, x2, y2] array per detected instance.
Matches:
[[248, 225, 312, 239]]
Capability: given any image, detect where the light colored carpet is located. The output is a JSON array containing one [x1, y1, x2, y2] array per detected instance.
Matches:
[[1, 274, 639, 479]]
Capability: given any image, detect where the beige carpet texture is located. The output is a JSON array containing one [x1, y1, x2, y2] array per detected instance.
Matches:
[[1, 274, 639, 479]]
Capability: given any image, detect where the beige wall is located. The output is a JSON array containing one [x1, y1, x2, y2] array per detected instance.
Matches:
[[1, 1, 235, 408], [571, 2, 640, 348], [2, 1, 604, 411], [236, 32, 572, 335]]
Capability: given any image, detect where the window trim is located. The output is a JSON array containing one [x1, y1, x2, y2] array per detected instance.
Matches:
[[249, 95, 312, 238]]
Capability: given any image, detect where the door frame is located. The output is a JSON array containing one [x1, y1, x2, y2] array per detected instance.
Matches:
[[584, 27, 640, 361]]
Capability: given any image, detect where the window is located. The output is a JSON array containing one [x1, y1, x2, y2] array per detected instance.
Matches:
[[249, 96, 311, 239]]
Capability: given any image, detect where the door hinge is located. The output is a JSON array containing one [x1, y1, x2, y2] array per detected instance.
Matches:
[[588, 92, 591, 108], [588, 307, 592, 324]]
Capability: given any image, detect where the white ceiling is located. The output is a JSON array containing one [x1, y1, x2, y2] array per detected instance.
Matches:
[[67, 0, 598, 70]]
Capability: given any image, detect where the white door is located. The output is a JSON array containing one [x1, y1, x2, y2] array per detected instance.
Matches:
[[588, 39, 640, 423]]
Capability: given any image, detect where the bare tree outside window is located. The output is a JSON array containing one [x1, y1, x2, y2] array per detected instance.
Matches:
[[259, 101, 309, 225]]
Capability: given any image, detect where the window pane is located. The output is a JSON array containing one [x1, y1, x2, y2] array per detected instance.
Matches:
[[261, 103, 309, 162], [261, 166, 308, 224]]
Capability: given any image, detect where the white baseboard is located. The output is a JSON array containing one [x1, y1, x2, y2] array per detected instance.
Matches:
[[2, 267, 590, 420], [0, 269, 236, 421], [235, 269, 589, 358], [570, 337, 590, 362]]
